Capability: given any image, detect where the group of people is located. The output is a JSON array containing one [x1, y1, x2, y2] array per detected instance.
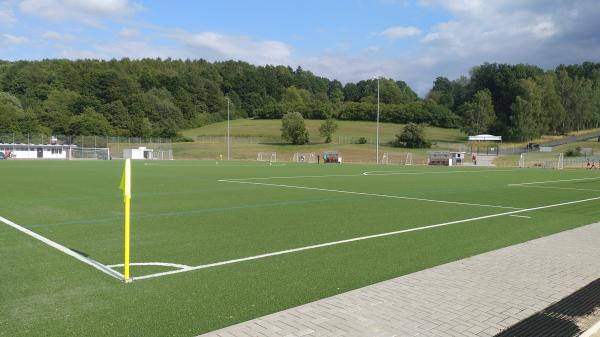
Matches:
[[0, 150, 12, 160], [586, 160, 598, 169]]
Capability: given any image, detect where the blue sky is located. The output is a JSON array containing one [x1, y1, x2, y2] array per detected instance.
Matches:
[[1, 1, 600, 94]]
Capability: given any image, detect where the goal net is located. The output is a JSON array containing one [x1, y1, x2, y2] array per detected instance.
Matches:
[[69, 147, 110, 160], [519, 152, 564, 169], [381, 152, 413, 165], [293, 152, 317, 163], [257, 152, 277, 162]]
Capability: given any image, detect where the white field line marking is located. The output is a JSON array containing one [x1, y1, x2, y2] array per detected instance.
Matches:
[[218, 179, 521, 210], [508, 177, 600, 186], [510, 185, 600, 192], [581, 319, 600, 337], [223, 168, 521, 182], [132, 195, 600, 281], [107, 262, 191, 270], [362, 169, 521, 176], [226, 173, 363, 181], [509, 215, 531, 219], [144, 163, 286, 167], [0, 215, 123, 281]]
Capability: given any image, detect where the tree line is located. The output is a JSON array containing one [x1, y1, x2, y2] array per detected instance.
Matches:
[[428, 62, 600, 141], [0, 59, 599, 141]]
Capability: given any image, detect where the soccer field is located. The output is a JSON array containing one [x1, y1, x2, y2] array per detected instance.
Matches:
[[2, 160, 600, 337]]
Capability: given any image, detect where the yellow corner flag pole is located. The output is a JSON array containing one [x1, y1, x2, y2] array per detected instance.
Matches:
[[119, 158, 132, 283]]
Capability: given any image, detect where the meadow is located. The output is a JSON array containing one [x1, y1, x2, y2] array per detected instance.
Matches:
[[175, 119, 466, 162]]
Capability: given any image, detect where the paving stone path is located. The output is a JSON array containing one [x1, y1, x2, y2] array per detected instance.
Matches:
[[200, 222, 600, 337]]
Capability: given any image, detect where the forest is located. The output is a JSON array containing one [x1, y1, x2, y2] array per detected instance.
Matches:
[[0, 58, 599, 141]]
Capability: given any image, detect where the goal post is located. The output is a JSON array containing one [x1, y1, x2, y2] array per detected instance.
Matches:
[[293, 152, 317, 163], [519, 153, 525, 168], [519, 152, 564, 169], [69, 147, 110, 160], [382, 152, 413, 165], [557, 153, 564, 170], [257, 152, 277, 162]]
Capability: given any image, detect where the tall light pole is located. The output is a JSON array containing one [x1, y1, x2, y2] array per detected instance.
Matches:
[[375, 76, 380, 164], [226, 97, 231, 160]]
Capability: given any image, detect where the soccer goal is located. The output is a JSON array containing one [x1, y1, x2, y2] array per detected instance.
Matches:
[[69, 147, 110, 160], [381, 152, 413, 165], [257, 152, 277, 162], [293, 152, 317, 163], [518, 152, 563, 169]]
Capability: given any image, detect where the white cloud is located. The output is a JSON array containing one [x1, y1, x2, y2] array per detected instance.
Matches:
[[92, 40, 173, 59], [19, 0, 141, 25], [298, 1, 600, 96], [0, 7, 16, 25], [57, 37, 173, 60], [377, 26, 422, 39], [41, 31, 73, 41], [2, 33, 28, 44], [119, 27, 138, 39], [8, 0, 600, 98], [173, 30, 293, 65]]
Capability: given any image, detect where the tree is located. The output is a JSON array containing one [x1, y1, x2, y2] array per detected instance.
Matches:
[[393, 123, 431, 148], [319, 117, 338, 143], [0, 92, 25, 133], [68, 107, 113, 135], [427, 76, 454, 108], [537, 73, 565, 134], [281, 111, 309, 144], [459, 89, 495, 135], [509, 79, 544, 141]]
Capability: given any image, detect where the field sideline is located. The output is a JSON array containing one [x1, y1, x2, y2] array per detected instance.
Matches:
[[2, 160, 600, 337]]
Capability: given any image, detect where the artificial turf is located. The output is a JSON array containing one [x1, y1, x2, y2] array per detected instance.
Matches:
[[2, 160, 600, 336]]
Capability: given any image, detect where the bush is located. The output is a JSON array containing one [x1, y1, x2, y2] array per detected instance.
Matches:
[[172, 134, 195, 142], [319, 117, 338, 143], [392, 123, 431, 148], [356, 137, 368, 144], [565, 147, 582, 157], [281, 111, 309, 144]]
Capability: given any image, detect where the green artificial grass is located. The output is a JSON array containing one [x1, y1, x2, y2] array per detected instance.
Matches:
[[2, 160, 600, 337]]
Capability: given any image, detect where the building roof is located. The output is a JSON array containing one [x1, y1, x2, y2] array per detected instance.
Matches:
[[0, 143, 76, 148], [468, 134, 502, 141]]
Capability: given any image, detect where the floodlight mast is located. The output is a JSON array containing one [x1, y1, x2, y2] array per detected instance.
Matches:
[[226, 97, 231, 160]]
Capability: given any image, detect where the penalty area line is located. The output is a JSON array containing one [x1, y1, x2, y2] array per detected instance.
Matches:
[[132, 195, 600, 282], [362, 168, 522, 176], [0, 214, 123, 281], [509, 177, 600, 186], [509, 215, 532, 219], [218, 179, 521, 210]]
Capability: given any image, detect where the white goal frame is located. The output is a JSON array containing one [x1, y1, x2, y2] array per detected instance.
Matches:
[[381, 152, 413, 165], [257, 152, 277, 162], [519, 152, 563, 169], [69, 147, 110, 160], [293, 152, 317, 163]]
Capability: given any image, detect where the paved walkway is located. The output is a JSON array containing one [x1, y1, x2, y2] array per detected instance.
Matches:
[[200, 222, 600, 337]]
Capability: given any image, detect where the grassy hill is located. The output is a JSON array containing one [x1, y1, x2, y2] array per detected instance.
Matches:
[[175, 120, 467, 162], [182, 119, 465, 143]]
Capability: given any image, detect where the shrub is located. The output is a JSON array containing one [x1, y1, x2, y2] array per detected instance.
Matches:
[[356, 137, 368, 144], [319, 117, 338, 143], [565, 147, 582, 157], [281, 111, 309, 144], [393, 123, 431, 148]]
